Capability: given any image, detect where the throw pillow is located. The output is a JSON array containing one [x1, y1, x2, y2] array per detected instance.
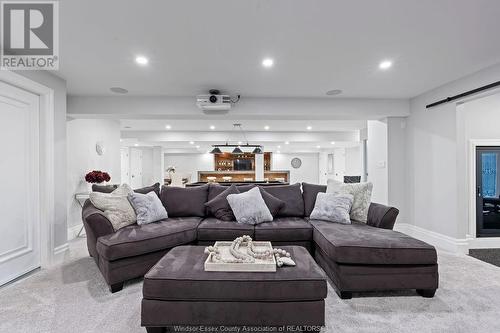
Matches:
[[310, 193, 354, 224], [258, 188, 285, 217], [128, 191, 168, 225], [227, 187, 273, 225], [204, 184, 240, 221], [340, 182, 373, 222], [89, 184, 136, 230], [326, 179, 343, 193]]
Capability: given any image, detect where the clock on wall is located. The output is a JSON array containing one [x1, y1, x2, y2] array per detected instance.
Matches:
[[291, 157, 302, 169]]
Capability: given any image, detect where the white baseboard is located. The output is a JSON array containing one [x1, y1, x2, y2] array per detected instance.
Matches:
[[67, 223, 83, 240], [394, 223, 469, 254]]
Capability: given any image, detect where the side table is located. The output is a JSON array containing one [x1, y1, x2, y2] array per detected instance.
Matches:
[[75, 192, 90, 237]]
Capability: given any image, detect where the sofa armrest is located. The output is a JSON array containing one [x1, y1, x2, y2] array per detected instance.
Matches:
[[367, 203, 399, 230], [82, 199, 115, 258]]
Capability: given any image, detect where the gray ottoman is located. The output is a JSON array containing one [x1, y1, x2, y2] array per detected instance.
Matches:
[[141, 245, 327, 332]]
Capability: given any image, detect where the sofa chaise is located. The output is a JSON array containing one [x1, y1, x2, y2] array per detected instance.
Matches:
[[82, 182, 438, 298]]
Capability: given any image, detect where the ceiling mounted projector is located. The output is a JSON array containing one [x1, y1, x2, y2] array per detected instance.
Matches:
[[196, 89, 238, 114]]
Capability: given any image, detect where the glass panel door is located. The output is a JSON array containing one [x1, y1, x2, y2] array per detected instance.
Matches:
[[476, 147, 500, 237]]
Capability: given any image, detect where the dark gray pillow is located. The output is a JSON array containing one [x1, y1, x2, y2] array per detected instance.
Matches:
[[204, 185, 240, 221], [133, 182, 161, 197], [302, 183, 327, 216], [160, 184, 208, 217], [260, 183, 305, 217], [259, 188, 285, 217], [207, 183, 256, 201], [92, 183, 161, 197]]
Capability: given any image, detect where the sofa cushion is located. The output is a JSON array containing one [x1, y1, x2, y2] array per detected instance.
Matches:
[[204, 184, 239, 221], [197, 217, 254, 241], [160, 184, 208, 217], [302, 183, 326, 217], [310, 219, 437, 265], [254, 217, 313, 242], [96, 217, 201, 260], [259, 183, 304, 217]]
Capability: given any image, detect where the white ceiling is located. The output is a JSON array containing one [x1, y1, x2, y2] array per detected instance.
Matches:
[[58, 0, 500, 98]]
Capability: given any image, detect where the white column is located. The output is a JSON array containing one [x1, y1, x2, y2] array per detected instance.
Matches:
[[152, 146, 164, 185], [255, 154, 264, 181], [318, 152, 328, 184]]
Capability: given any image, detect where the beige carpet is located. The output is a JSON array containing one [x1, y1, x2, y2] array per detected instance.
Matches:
[[1, 238, 500, 333]]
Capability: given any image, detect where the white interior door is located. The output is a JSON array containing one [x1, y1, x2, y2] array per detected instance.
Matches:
[[0, 81, 40, 286], [120, 147, 130, 185], [129, 148, 143, 188]]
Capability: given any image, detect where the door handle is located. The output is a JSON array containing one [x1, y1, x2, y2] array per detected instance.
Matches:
[[477, 186, 481, 197]]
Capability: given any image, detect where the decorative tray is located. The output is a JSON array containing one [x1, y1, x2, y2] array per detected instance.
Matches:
[[204, 241, 276, 272]]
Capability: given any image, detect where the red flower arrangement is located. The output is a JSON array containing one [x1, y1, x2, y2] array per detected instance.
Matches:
[[85, 170, 111, 184]]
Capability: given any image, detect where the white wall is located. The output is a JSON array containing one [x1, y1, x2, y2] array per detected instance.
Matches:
[[387, 117, 408, 223], [345, 146, 362, 176], [18, 71, 68, 249], [406, 62, 500, 240], [457, 91, 500, 238], [272, 153, 319, 184], [367, 120, 388, 204], [164, 153, 214, 182], [66, 119, 121, 228]]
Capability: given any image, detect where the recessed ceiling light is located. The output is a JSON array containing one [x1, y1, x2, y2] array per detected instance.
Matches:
[[330, 141, 335, 145], [379, 60, 392, 70], [165, 125, 171, 129], [326, 89, 342, 96], [285, 141, 289, 145], [196, 145, 200, 149], [307, 126, 312, 130], [316, 145, 321, 149], [277, 150, 281, 154], [110, 87, 128, 94], [277, 145, 281, 149], [134, 143, 138, 147], [262, 58, 274, 68], [135, 56, 149, 65], [238, 141, 242, 145], [210, 125, 215, 130], [120, 139, 123, 142], [264, 125, 270, 130], [189, 141, 194, 145]]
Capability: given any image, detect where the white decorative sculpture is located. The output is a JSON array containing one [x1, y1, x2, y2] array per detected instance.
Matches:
[[96, 141, 106, 156], [204, 235, 295, 268]]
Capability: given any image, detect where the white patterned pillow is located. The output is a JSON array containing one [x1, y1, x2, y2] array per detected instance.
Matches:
[[310, 193, 353, 224], [226, 187, 273, 225], [128, 191, 168, 225], [89, 184, 136, 230], [340, 182, 373, 222]]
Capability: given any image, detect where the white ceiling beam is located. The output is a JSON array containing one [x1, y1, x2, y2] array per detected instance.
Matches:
[[121, 130, 359, 142], [68, 96, 409, 120]]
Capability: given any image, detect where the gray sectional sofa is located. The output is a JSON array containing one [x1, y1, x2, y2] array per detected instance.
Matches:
[[82, 182, 438, 298]]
